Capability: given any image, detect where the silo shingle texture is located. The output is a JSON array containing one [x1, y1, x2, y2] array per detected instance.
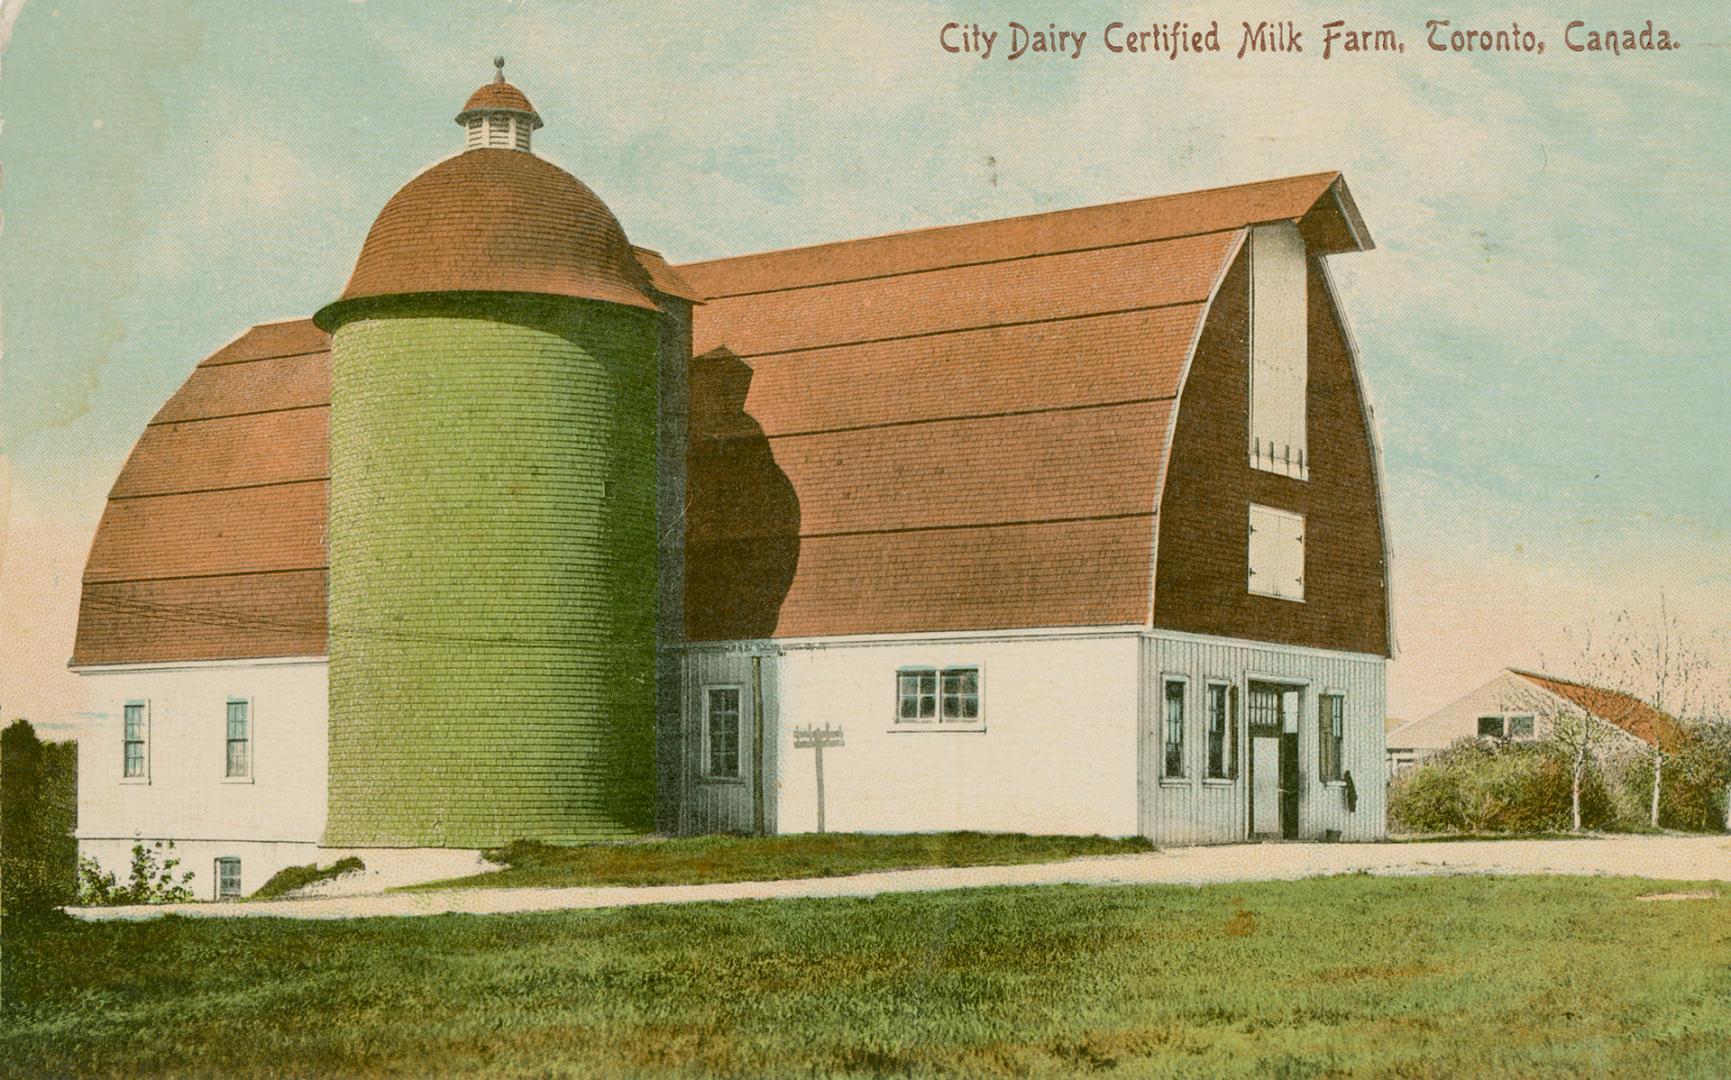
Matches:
[[323, 307, 660, 846]]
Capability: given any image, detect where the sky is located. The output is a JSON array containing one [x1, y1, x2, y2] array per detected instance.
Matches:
[[1, 0, 1727, 735]]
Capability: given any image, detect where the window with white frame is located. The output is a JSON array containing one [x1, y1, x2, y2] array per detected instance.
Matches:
[[1478, 714, 1536, 741], [122, 702, 147, 779], [215, 857, 242, 901], [897, 667, 981, 724], [704, 687, 742, 779], [1319, 693, 1345, 783], [225, 700, 251, 779], [1206, 683, 1237, 780], [1248, 504, 1305, 601], [1248, 221, 1309, 479], [1163, 679, 1187, 779]]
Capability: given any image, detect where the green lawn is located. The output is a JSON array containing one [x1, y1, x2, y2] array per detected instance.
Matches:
[[5, 876, 1729, 1077], [400, 831, 1155, 891]]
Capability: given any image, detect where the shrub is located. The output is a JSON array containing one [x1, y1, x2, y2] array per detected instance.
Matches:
[[1, 719, 79, 917], [76, 841, 196, 906], [1610, 724, 1731, 833], [251, 856, 366, 900], [1389, 738, 1616, 834]]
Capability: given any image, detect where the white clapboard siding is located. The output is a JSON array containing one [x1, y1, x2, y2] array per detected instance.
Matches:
[[1140, 631, 1386, 843], [680, 647, 780, 835]]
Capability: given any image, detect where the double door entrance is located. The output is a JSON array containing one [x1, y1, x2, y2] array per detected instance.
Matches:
[[1248, 681, 1301, 839]]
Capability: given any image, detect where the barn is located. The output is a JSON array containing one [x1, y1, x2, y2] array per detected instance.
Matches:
[[70, 68, 1393, 897]]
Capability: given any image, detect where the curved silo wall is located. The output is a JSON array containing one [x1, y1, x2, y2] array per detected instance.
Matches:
[[324, 299, 659, 847]]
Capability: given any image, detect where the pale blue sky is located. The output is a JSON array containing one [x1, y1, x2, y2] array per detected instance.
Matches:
[[2, 0, 1727, 728]]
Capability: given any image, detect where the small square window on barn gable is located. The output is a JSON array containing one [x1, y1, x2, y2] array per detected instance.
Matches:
[[1248, 222, 1310, 480], [1248, 504, 1304, 601]]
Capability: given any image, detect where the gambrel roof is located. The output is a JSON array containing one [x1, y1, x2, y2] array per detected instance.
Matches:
[[72, 173, 1375, 664], [678, 172, 1371, 640]]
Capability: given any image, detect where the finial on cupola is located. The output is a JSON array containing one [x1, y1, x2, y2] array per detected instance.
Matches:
[[455, 57, 544, 153]]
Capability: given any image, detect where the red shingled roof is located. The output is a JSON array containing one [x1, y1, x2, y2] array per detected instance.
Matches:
[[73, 321, 332, 665], [459, 80, 538, 118], [680, 173, 1369, 640], [77, 173, 1371, 661], [1510, 670, 1687, 750], [322, 149, 658, 318]]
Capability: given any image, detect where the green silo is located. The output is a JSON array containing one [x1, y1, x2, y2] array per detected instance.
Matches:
[[314, 67, 664, 846]]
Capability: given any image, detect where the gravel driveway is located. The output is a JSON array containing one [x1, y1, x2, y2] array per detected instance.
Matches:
[[67, 834, 1731, 922]]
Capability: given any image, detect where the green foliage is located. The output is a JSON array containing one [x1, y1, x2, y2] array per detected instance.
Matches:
[[1611, 721, 1731, 832], [1, 718, 79, 917], [410, 831, 1156, 891], [75, 841, 196, 906], [1389, 737, 1618, 834], [4, 876, 1729, 1076], [249, 856, 366, 901]]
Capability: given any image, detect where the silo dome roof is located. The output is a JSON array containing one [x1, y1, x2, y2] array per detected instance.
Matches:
[[319, 148, 659, 325]]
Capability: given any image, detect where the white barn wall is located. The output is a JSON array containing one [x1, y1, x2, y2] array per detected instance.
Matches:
[[1142, 632, 1387, 843], [683, 632, 1143, 838], [75, 658, 329, 896]]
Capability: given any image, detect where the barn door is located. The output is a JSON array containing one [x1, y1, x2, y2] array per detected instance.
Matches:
[[1248, 681, 1301, 839]]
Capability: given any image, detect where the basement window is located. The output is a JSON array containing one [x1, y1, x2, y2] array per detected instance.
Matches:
[[896, 667, 981, 725], [215, 857, 242, 901], [703, 686, 742, 779], [1248, 504, 1305, 601]]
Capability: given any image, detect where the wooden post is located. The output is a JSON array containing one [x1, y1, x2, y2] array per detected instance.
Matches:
[[1650, 749, 1663, 829], [793, 724, 844, 834], [751, 656, 765, 836]]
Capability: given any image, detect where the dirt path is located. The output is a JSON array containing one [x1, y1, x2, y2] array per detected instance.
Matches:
[[66, 834, 1731, 922]]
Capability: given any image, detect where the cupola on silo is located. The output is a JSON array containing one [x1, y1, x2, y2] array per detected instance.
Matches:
[[314, 63, 664, 847]]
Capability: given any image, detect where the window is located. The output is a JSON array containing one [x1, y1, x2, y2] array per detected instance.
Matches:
[[898, 669, 936, 721], [122, 702, 147, 779], [1163, 679, 1186, 779], [1319, 694, 1345, 782], [215, 857, 242, 901], [226, 700, 251, 779], [941, 668, 980, 721], [704, 687, 741, 778], [1248, 504, 1305, 601], [1478, 714, 1536, 740], [1248, 221, 1309, 479], [897, 667, 980, 724], [1206, 683, 1238, 780]]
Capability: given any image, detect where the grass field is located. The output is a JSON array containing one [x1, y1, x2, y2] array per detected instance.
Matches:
[[401, 831, 1155, 891], [5, 875, 1729, 1077]]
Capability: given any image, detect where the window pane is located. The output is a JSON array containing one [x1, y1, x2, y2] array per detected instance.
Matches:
[[124, 743, 143, 778], [1164, 681, 1185, 778], [1509, 715, 1535, 738], [227, 740, 249, 777], [707, 689, 741, 777], [1477, 716, 1505, 738], [1207, 686, 1228, 778], [940, 668, 980, 722]]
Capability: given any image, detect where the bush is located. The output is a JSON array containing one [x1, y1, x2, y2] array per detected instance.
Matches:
[[1, 719, 79, 917], [1611, 723, 1731, 832], [76, 841, 196, 906], [251, 856, 366, 900], [1389, 738, 1617, 834]]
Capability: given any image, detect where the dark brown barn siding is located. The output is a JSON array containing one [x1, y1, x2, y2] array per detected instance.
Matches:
[[1151, 250, 1390, 656]]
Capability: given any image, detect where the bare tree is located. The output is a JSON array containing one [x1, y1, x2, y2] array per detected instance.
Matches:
[[1539, 597, 1717, 831]]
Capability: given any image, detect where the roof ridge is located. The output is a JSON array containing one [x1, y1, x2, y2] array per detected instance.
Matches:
[[676, 171, 1341, 273]]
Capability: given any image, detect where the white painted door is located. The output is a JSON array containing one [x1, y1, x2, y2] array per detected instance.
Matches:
[[1252, 736, 1281, 837]]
